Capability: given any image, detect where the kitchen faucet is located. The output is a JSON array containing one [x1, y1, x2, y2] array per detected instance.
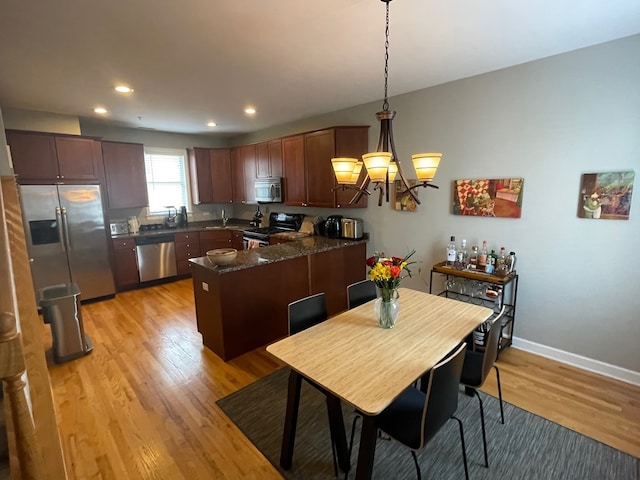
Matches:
[[221, 209, 228, 227]]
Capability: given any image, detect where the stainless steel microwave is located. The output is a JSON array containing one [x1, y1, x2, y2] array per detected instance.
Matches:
[[255, 178, 283, 203]]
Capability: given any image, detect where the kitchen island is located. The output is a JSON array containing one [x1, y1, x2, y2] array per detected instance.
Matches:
[[189, 236, 367, 361]]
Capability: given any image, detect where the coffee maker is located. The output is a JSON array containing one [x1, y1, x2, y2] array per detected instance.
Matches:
[[176, 206, 188, 228]]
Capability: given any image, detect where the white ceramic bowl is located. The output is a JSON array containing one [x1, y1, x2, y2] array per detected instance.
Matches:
[[206, 248, 238, 265]]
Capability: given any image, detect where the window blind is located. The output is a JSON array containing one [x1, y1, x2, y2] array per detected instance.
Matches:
[[144, 148, 189, 214]]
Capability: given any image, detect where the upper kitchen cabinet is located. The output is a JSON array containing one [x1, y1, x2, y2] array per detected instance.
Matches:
[[188, 147, 232, 204], [256, 139, 283, 179], [6, 130, 104, 184], [211, 149, 233, 203], [282, 135, 306, 206], [231, 144, 256, 204], [188, 147, 213, 204], [101, 141, 149, 209], [283, 126, 369, 208]]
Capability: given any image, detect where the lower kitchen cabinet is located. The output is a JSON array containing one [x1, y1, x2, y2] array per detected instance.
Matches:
[[175, 232, 201, 276], [231, 230, 244, 250], [112, 237, 139, 290], [199, 230, 232, 254]]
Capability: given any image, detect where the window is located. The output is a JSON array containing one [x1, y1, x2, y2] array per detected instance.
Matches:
[[144, 147, 189, 214]]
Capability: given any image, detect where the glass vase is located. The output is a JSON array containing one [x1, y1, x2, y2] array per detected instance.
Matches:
[[374, 288, 400, 329]]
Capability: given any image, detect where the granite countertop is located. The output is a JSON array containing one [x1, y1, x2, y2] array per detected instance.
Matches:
[[189, 236, 367, 274], [110, 220, 251, 238]]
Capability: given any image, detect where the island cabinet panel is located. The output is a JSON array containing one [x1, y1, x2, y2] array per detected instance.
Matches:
[[190, 239, 367, 361], [309, 242, 367, 316], [7, 130, 104, 183], [102, 141, 148, 209], [199, 230, 231, 254], [175, 232, 201, 276], [112, 237, 139, 290], [192, 256, 310, 361]]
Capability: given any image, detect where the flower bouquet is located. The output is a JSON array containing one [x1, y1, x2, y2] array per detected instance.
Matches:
[[365, 249, 416, 328]]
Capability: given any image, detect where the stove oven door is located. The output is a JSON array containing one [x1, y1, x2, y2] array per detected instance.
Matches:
[[242, 233, 269, 249]]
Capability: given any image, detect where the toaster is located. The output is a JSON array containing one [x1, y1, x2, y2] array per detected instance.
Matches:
[[341, 218, 363, 239]]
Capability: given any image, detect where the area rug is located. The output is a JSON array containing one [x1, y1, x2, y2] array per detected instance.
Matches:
[[217, 368, 639, 480]]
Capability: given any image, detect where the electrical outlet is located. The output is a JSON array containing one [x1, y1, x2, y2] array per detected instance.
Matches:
[[202, 282, 209, 292]]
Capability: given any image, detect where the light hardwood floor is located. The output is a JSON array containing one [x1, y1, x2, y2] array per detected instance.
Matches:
[[44, 279, 640, 479]]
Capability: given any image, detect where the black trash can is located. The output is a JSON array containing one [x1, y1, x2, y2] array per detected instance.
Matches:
[[38, 283, 93, 363]]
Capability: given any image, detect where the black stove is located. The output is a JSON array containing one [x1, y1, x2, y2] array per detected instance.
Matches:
[[243, 212, 304, 246]]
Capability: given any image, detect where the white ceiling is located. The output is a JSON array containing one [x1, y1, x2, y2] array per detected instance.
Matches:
[[1, 0, 639, 136]]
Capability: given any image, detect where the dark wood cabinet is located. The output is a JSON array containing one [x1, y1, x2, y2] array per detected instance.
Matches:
[[283, 127, 368, 208], [211, 149, 233, 203], [7, 130, 103, 183], [175, 232, 201, 276], [188, 147, 214, 204], [304, 129, 340, 208], [231, 230, 244, 250], [230, 147, 244, 204], [199, 230, 232, 254], [282, 135, 306, 207], [102, 141, 148, 209], [189, 148, 233, 204], [230, 145, 256, 204], [112, 237, 139, 290], [256, 139, 283, 179]]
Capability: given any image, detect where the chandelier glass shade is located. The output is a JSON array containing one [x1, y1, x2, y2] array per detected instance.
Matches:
[[330, 0, 442, 206]]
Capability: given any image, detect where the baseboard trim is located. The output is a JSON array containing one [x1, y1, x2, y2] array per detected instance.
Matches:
[[511, 337, 640, 387]]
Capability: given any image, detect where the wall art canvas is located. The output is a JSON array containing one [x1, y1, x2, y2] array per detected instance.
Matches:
[[578, 171, 634, 220], [452, 178, 524, 218], [393, 179, 419, 211]]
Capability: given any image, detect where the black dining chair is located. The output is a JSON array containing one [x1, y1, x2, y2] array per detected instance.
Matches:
[[460, 306, 506, 468], [346, 279, 377, 309], [347, 343, 470, 480], [287, 292, 343, 476]]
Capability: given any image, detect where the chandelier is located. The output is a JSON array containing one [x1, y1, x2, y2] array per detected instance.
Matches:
[[331, 0, 442, 206]]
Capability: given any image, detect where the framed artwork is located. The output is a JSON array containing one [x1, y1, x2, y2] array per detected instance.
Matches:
[[393, 179, 419, 211], [578, 171, 634, 220], [452, 178, 524, 218]]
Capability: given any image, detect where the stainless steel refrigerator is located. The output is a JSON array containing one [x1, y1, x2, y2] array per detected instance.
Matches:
[[19, 184, 115, 301]]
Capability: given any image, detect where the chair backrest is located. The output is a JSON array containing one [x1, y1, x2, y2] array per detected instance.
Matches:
[[346, 279, 377, 309], [419, 342, 467, 447], [481, 306, 507, 380], [288, 292, 328, 335]]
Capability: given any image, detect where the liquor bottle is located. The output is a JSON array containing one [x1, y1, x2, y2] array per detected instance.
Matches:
[[478, 240, 488, 270], [486, 249, 497, 274], [469, 245, 479, 270], [446, 236, 457, 267], [496, 247, 508, 276], [455, 239, 468, 270]]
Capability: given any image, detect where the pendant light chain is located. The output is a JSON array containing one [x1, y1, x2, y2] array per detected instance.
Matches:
[[383, 0, 390, 111]]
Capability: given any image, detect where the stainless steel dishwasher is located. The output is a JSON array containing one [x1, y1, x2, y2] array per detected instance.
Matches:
[[135, 234, 177, 282]]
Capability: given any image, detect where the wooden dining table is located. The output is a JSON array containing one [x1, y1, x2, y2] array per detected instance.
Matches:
[[266, 287, 494, 479]]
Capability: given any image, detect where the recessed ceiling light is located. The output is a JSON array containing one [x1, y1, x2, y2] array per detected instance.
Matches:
[[207, 121, 217, 127], [244, 107, 256, 115], [94, 107, 108, 115], [114, 85, 134, 93]]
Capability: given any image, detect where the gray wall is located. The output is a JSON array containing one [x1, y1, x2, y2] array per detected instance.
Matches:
[[2, 35, 638, 377], [0, 109, 10, 175], [236, 35, 640, 375]]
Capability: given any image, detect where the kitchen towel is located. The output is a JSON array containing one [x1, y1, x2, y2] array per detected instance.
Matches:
[[248, 239, 262, 249]]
